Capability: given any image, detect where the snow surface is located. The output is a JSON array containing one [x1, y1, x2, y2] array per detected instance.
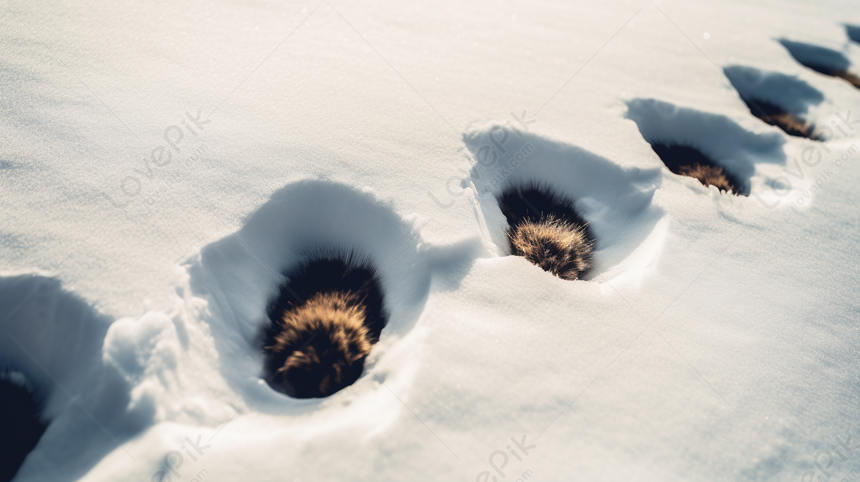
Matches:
[[1, 0, 859, 481]]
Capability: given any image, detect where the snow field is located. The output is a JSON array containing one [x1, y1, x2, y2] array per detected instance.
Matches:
[[1, 1, 860, 480]]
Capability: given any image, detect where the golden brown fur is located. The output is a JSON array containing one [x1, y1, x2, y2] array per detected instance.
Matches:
[[678, 163, 739, 194], [267, 291, 372, 398], [509, 215, 593, 281], [760, 112, 818, 139], [835, 69, 860, 89]]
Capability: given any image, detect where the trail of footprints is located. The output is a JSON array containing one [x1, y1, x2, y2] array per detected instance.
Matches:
[[260, 26, 860, 398], [2, 22, 859, 482], [631, 29, 860, 198]]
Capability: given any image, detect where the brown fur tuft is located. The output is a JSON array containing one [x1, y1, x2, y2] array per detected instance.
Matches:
[[834, 69, 860, 89], [758, 111, 819, 140], [509, 215, 593, 281], [267, 291, 373, 398], [678, 163, 739, 194]]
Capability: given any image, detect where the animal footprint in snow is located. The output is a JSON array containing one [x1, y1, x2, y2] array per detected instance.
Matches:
[[191, 181, 430, 401], [463, 122, 662, 278], [779, 39, 860, 89], [626, 98, 787, 197], [724, 66, 824, 140], [0, 274, 135, 482], [499, 185, 594, 281]]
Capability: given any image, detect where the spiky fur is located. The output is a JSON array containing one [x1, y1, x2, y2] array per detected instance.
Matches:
[[509, 215, 593, 280], [266, 291, 373, 398], [759, 111, 818, 140], [678, 163, 739, 194], [498, 184, 595, 281], [648, 144, 747, 196], [740, 97, 819, 140]]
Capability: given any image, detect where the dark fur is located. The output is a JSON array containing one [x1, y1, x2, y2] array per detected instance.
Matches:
[[262, 255, 386, 398], [499, 184, 595, 280], [509, 216, 593, 280], [678, 163, 738, 194], [834, 69, 860, 89], [266, 291, 372, 398], [0, 372, 47, 482], [802, 64, 860, 89], [740, 98, 820, 140], [649, 144, 746, 196]]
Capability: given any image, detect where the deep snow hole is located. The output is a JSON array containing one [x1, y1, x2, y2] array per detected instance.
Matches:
[[779, 39, 860, 89], [847, 24, 860, 44], [0, 372, 47, 482], [723, 65, 823, 140]]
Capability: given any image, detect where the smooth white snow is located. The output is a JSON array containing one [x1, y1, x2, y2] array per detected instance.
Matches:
[[1, 0, 859, 481]]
